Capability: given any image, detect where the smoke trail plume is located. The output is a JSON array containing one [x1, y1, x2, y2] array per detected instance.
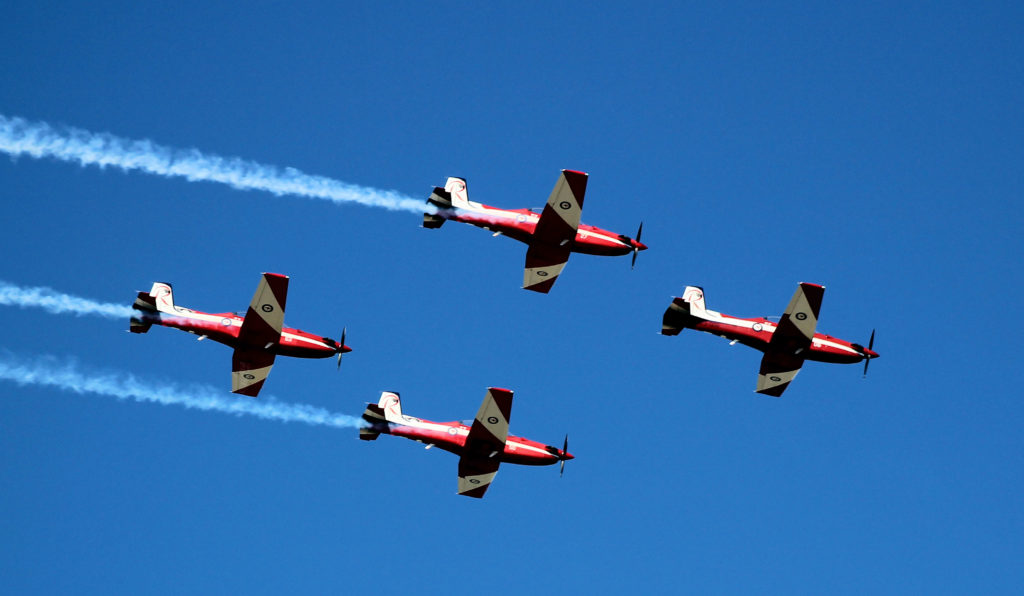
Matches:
[[0, 114, 426, 213], [0, 353, 364, 429], [0, 280, 133, 319]]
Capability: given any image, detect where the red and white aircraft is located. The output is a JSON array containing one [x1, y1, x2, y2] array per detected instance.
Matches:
[[360, 388, 573, 498], [423, 170, 648, 293], [130, 273, 351, 397], [661, 283, 879, 397]]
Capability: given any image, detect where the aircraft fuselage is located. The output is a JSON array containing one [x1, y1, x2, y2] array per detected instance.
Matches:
[[137, 307, 349, 359], [677, 310, 877, 364], [442, 205, 647, 256], [366, 415, 572, 467]]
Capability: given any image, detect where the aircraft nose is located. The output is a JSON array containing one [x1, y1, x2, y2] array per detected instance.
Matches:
[[562, 452, 575, 460], [864, 348, 879, 359], [340, 345, 353, 354], [633, 239, 648, 251]]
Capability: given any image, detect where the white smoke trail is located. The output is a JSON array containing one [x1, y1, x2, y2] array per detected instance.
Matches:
[[0, 353, 364, 429], [0, 114, 427, 213], [0, 280, 133, 319]]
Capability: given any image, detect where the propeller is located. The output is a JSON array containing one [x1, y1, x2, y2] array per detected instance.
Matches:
[[336, 327, 347, 370], [559, 434, 569, 477], [630, 222, 644, 269], [862, 329, 875, 378]]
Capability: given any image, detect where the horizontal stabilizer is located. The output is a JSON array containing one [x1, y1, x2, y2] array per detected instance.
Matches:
[[130, 291, 157, 333], [359, 403, 386, 440]]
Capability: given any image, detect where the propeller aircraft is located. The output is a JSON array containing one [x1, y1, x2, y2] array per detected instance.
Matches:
[[423, 169, 647, 293], [130, 273, 351, 397], [661, 283, 878, 397], [359, 388, 573, 498]]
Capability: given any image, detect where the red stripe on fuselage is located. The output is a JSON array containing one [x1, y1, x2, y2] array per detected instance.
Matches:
[[381, 422, 564, 466], [691, 318, 866, 364], [447, 206, 637, 256], [145, 309, 338, 359]]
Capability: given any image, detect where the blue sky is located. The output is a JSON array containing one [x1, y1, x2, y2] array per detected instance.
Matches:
[[1, 2, 1022, 593]]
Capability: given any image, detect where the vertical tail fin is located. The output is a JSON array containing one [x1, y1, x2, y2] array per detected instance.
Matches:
[[661, 286, 707, 335], [444, 177, 471, 209], [377, 391, 404, 423], [360, 391, 403, 440], [681, 286, 707, 314], [148, 282, 177, 314]]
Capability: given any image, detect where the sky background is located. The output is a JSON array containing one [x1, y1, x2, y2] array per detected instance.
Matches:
[[1, 1, 1022, 593]]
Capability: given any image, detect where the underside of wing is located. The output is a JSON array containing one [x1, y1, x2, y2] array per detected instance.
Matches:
[[457, 388, 513, 497], [231, 348, 276, 397], [768, 282, 825, 355], [523, 242, 570, 293], [467, 388, 512, 448], [756, 350, 804, 397], [522, 171, 588, 294], [538, 169, 587, 233], [457, 455, 501, 499], [237, 273, 288, 348]]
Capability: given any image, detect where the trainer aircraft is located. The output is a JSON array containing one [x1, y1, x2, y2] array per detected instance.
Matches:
[[423, 170, 647, 293], [661, 283, 878, 397], [130, 273, 350, 397], [360, 388, 573, 498]]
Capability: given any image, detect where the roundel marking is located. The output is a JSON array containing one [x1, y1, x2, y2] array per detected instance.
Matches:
[[221, 317, 232, 326], [558, 200, 572, 210], [487, 416, 499, 424], [261, 304, 274, 313], [753, 323, 763, 332], [447, 427, 457, 435], [795, 312, 807, 320], [516, 214, 527, 223], [469, 478, 480, 485], [537, 271, 548, 277], [243, 373, 256, 380], [770, 375, 782, 382]]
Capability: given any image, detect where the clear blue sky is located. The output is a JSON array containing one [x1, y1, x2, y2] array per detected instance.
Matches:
[[2, 2, 1022, 593]]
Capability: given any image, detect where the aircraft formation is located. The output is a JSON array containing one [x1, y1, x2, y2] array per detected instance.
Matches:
[[117, 168, 878, 498]]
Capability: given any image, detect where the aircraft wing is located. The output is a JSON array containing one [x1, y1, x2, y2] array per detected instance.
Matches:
[[457, 388, 513, 498], [770, 282, 824, 351], [231, 348, 276, 397], [756, 350, 804, 397], [523, 242, 571, 293], [523, 170, 588, 293], [756, 283, 825, 396], [237, 273, 289, 348], [457, 456, 501, 499]]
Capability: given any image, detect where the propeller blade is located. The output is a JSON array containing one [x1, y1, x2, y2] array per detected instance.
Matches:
[[337, 327, 347, 370], [862, 329, 875, 378], [560, 434, 569, 477], [630, 222, 644, 270]]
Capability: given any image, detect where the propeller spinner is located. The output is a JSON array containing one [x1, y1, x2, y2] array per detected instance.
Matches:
[[631, 222, 645, 269], [336, 327, 347, 370], [559, 434, 570, 477], [862, 329, 876, 378]]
